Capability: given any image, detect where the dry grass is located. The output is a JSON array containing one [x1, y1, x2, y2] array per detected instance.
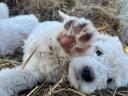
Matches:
[[7, 0, 121, 36], [0, 0, 126, 96]]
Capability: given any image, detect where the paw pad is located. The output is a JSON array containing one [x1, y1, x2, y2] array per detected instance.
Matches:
[[79, 33, 92, 42]]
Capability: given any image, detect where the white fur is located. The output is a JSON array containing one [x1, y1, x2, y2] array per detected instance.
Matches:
[[23, 21, 67, 80], [1, 19, 128, 95], [68, 33, 128, 93], [92, 34, 128, 89], [0, 3, 9, 19], [0, 21, 66, 96], [0, 11, 99, 95], [69, 56, 109, 93], [22, 15, 97, 82], [0, 14, 39, 56], [0, 67, 41, 96]]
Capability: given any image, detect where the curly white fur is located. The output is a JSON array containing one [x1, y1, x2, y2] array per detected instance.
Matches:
[[68, 33, 128, 93], [0, 14, 39, 56], [0, 12, 98, 96], [92, 34, 128, 89], [1, 11, 128, 95], [0, 66, 42, 96], [0, 21, 65, 96], [69, 56, 109, 93], [0, 2, 9, 19]]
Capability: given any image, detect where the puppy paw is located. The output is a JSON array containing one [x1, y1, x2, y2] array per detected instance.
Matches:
[[58, 18, 97, 55]]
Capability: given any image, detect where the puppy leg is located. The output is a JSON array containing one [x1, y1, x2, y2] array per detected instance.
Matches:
[[0, 66, 42, 96]]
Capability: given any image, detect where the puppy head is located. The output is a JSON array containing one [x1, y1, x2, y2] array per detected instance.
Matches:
[[68, 56, 109, 93], [84, 34, 128, 89], [85, 34, 124, 64], [58, 11, 97, 56]]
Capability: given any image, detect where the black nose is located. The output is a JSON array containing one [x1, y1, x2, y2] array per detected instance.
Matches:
[[107, 78, 113, 84], [81, 66, 95, 82]]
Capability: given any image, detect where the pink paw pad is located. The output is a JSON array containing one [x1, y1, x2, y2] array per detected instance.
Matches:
[[74, 23, 87, 33], [79, 33, 92, 42], [58, 33, 75, 52], [58, 18, 95, 55]]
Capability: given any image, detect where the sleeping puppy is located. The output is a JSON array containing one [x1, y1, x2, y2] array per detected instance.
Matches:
[[0, 11, 98, 96], [68, 33, 128, 93]]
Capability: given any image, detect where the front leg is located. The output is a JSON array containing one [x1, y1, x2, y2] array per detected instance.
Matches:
[[0, 66, 42, 96]]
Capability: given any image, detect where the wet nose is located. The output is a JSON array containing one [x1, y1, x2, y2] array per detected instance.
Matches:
[[81, 66, 95, 82]]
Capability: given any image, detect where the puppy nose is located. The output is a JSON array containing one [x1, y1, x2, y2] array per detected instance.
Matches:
[[81, 66, 95, 82]]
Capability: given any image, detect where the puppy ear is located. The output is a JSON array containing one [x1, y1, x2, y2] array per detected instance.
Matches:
[[59, 10, 69, 19]]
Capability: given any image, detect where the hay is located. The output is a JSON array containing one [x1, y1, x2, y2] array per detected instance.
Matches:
[[6, 0, 120, 36]]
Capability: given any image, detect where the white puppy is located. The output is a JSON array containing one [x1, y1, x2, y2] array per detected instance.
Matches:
[[0, 11, 98, 96], [22, 11, 97, 83], [90, 34, 128, 89], [0, 14, 39, 56], [0, 2, 9, 19], [68, 34, 128, 93]]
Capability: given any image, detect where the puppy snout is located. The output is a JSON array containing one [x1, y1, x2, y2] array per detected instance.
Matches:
[[107, 78, 113, 84], [81, 66, 95, 82]]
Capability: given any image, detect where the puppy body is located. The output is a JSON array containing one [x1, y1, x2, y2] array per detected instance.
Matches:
[[23, 21, 68, 82], [0, 21, 67, 96], [0, 67, 39, 96], [0, 11, 98, 95], [0, 14, 39, 56], [22, 14, 97, 84], [0, 3, 9, 19]]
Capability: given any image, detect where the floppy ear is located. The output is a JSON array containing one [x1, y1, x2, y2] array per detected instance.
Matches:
[[59, 10, 69, 19]]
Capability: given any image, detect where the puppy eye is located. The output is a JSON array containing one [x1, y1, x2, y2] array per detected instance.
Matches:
[[96, 50, 103, 56]]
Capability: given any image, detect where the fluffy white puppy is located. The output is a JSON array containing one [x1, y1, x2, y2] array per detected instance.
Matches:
[[0, 14, 39, 56], [0, 2, 9, 19], [68, 34, 128, 93], [22, 11, 97, 83], [0, 11, 98, 96]]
